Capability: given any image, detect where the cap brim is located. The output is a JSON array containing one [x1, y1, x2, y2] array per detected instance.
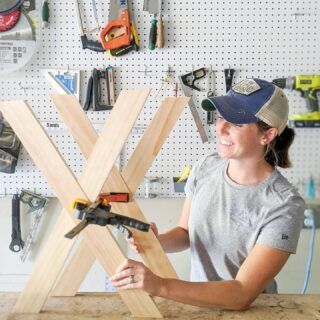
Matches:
[[202, 95, 259, 124]]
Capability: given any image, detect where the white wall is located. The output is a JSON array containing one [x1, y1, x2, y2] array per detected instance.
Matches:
[[0, 197, 319, 294]]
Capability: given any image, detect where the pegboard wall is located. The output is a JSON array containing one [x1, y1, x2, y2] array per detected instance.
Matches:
[[0, 0, 320, 197]]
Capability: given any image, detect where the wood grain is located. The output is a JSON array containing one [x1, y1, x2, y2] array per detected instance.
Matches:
[[0, 94, 162, 317], [50, 95, 188, 297], [1, 293, 319, 320]]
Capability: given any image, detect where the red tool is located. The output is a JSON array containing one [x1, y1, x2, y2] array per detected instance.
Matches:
[[0, 8, 20, 32], [100, 0, 131, 50], [98, 193, 129, 203]]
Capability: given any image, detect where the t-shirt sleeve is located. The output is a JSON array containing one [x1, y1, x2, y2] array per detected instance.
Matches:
[[256, 195, 305, 254], [184, 157, 207, 200], [184, 163, 198, 200]]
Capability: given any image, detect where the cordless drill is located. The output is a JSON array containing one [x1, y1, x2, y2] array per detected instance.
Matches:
[[272, 76, 320, 112]]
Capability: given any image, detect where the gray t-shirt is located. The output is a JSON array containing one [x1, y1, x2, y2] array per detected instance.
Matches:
[[185, 153, 305, 293]]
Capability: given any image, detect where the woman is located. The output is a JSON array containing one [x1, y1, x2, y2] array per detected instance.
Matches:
[[110, 78, 305, 310]]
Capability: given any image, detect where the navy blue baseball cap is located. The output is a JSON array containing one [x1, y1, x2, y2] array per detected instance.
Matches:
[[202, 78, 289, 134]]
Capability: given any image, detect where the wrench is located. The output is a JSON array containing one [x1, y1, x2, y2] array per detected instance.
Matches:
[[9, 193, 24, 252]]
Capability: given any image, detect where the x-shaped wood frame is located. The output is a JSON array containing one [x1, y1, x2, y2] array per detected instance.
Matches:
[[0, 90, 189, 318]]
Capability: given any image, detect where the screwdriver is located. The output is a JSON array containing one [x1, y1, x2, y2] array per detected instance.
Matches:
[[41, 0, 49, 28]]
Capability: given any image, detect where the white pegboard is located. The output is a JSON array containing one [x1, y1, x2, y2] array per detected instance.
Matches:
[[0, 0, 320, 197]]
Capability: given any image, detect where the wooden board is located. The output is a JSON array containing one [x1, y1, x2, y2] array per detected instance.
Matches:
[[79, 89, 149, 200], [0, 92, 162, 318], [1, 293, 319, 320], [121, 97, 190, 191], [50, 95, 188, 296]]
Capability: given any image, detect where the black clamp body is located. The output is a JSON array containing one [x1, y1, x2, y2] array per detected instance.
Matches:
[[84, 68, 114, 111], [65, 200, 150, 239]]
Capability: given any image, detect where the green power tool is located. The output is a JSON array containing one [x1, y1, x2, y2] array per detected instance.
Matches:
[[273, 75, 320, 127]]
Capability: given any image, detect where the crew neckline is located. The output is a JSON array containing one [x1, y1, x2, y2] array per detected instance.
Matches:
[[222, 159, 277, 189]]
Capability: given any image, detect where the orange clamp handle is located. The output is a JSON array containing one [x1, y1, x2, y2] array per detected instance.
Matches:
[[100, 9, 131, 50]]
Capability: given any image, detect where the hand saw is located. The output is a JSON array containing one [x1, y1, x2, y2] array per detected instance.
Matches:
[[100, 0, 131, 50]]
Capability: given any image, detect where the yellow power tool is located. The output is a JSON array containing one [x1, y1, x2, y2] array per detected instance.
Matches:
[[273, 75, 320, 112]]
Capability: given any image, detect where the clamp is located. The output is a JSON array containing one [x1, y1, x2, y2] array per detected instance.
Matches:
[[65, 199, 150, 239], [84, 67, 115, 111]]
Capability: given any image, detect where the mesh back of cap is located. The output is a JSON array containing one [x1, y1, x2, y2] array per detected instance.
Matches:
[[256, 86, 289, 134]]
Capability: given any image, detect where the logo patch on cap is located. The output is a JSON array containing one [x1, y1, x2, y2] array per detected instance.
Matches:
[[232, 79, 261, 96]]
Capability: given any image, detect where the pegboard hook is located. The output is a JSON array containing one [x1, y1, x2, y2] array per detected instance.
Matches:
[[138, 65, 153, 77]]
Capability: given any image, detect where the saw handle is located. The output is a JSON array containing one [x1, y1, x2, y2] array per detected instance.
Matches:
[[80, 34, 105, 52], [100, 10, 131, 50]]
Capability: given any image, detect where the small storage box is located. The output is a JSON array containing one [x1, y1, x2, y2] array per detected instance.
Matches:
[[173, 177, 187, 193]]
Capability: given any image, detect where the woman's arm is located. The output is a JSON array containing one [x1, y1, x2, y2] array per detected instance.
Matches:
[[158, 197, 191, 252], [128, 197, 191, 253], [111, 243, 290, 310]]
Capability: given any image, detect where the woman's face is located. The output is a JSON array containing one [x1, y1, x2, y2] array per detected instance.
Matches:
[[215, 116, 265, 161]]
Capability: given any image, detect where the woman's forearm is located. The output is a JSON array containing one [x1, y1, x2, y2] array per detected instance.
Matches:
[[158, 278, 252, 310], [158, 226, 190, 253]]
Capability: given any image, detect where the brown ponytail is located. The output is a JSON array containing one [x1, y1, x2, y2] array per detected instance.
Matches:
[[257, 121, 295, 168]]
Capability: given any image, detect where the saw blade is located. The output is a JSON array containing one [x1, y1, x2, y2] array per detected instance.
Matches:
[[0, 10, 36, 73], [0, 0, 24, 15], [0, 11, 34, 40], [0, 8, 20, 32]]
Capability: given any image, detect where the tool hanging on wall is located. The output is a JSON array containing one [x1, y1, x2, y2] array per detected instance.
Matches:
[[143, 0, 158, 50], [0, 8, 21, 32], [179, 68, 208, 143], [0, 4, 37, 73], [101, 0, 139, 57], [206, 66, 215, 124], [73, 0, 105, 52], [41, 0, 49, 28], [0, 115, 21, 174], [91, 0, 100, 32], [101, 0, 131, 50], [156, 0, 164, 48], [45, 69, 81, 99], [84, 67, 115, 111], [65, 198, 149, 239], [9, 193, 24, 253], [273, 75, 320, 127], [154, 67, 177, 98], [273, 75, 320, 112], [19, 190, 47, 262], [224, 67, 235, 92]]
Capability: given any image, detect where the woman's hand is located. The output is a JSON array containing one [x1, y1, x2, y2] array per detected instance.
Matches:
[[126, 222, 159, 254], [110, 259, 165, 297]]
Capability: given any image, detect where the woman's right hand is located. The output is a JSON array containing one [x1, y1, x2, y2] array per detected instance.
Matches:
[[126, 222, 159, 254]]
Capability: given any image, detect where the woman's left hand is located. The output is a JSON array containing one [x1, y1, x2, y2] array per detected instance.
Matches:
[[110, 259, 165, 297]]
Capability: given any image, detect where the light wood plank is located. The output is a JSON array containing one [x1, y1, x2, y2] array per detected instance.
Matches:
[[121, 97, 189, 191], [0, 97, 162, 317], [0, 101, 84, 209], [50, 95, 188, 296], [80, 89, 150, 200], [12, 210, 76, 313], [51, 236, 94, 297]]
